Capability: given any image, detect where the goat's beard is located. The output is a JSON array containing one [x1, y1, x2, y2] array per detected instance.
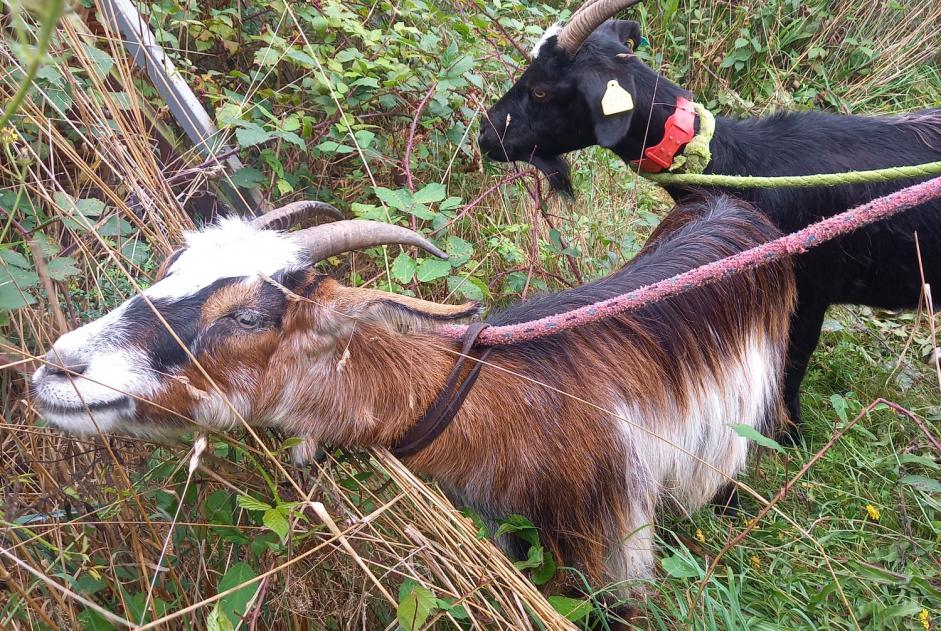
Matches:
[[530, 155, 573, 196]]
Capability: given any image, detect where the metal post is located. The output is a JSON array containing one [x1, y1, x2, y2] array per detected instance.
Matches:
[[98, 0, 262, 216]]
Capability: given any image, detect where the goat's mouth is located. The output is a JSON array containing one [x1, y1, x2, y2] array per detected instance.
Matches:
[[530, 155, 573, 195], [35, 395, 132, 416]]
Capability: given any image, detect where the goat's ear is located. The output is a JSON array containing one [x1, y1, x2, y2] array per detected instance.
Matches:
[[578, 68, 636, 148], [331, 285, 481, 334], [603, 20, 643, 52]]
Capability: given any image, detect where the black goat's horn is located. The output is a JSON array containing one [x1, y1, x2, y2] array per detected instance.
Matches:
[[293, 220, 447, 263], [557, 0, 643, 54], [250, 201, 343, 232]]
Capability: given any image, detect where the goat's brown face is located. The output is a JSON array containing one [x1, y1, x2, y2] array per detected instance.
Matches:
[[31, 218, 477, 441]]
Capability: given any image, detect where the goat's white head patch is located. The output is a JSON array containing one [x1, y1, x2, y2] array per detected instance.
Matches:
[[31, 218, 308, 436]]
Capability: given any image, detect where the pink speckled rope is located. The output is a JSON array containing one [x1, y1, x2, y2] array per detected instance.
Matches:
[[438, 174, 941, 346]]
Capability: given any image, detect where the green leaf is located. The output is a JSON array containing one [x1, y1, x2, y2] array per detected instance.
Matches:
[[81, 43, 114, 78], [548, 595, 591, 622], [439, 196, 462, 211], [230, 167, 266, 189], [218, 562, 259, 625], [445, 236, 473, 267], [0, 275, 38, 310], [513, 544, 544, 571], [661, 553, 701, 578], [416, 258, 450, 282], [391, 252, 417, 284], [493, 514, 539, 547], [396, 580, 437, 631], [206, 604, 235, 631], [263, 507, 290, 541], [46, 256, 79, 280], [530, 549, 557, 585], [726, 423, 785, 453], [373, 186, 413, 212], [412, 182, 447, 205], [77, 609, 115, 631], [830, 394, 849, 422], [235, 123, 274, 148], [236, 495, 271, 512], [407, 203, 437, 221], [446, 275, 484, 301], [0, 250, 31, 269], [900, 475, 941, 494]]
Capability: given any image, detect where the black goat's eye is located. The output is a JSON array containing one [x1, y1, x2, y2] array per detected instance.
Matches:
[[232, 311, 261, 329], [532, 88, 548, 102]]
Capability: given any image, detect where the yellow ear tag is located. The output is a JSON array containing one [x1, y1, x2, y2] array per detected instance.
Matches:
[[601, 79, 634, 116]]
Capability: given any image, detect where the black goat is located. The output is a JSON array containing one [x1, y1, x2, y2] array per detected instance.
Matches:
[[479, 15, 941, 441]]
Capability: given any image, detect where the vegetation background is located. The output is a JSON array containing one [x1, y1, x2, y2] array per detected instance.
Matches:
[[0, 0, 939, 628]]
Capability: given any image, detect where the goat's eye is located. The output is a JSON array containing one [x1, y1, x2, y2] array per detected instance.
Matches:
[[232, 311, 261, 329], [532, 88, 548, 102]]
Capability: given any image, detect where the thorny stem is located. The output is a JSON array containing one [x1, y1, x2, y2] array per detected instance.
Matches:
[[403, 82, 437, 195]]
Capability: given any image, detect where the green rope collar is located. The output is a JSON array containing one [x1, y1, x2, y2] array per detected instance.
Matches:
[[641, 104, 941, 188], [662, 102, 715, 175]]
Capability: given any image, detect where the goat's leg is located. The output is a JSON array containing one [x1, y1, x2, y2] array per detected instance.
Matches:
[[779, 298, 828, 445], [604, 505, 656, 597]]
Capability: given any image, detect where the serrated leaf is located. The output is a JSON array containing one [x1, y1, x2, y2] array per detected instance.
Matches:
[[274, 130, 306, 149], [45, 257, 80, 281], [0, 266, 39, 290], [373, 186, 413, 212], [230, 167, 266, 189], [530, 549, 557, 585], [412, 182, 447, 204], [235, 123, 274, 148], [493, 514, 539, 547], [263, 508, 290, 541], [446, 275, 485, 301], [218, 562, 259, 625], [0, 250, 31, 269], [901, 475, 941, 493], [445, 236, 473, 267], [396, 580, 437, 631], [726, 423, 784, 453], [236, 495, 271, 512], [548, 595, 591, 622], [77, 609, 115, 631], [661, 553, 701, 578], [408, 203, 437, 221], [416, 258, 450, 282], [439, 196, 462, 211], [206, 604, 235, 631], [391, 252, 417, 284], [514, 544, 544, 570]]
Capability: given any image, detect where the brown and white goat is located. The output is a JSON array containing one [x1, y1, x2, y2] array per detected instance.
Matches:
[[32, 195, 794, 592]]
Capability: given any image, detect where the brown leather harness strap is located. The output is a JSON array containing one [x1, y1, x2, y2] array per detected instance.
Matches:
[[391, 322, 492, 459]]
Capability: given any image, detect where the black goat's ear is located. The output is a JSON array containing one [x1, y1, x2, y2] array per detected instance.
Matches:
[[600, 20, 642, 51], [578, 69, 635, 148]]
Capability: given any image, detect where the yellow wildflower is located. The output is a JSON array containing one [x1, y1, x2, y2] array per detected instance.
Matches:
[[0, 126, 18, 145], [749, 555, 761, 570], [865, 504, 881, 521], [920, 608, 930, 631], [695, 528, 706, 543]]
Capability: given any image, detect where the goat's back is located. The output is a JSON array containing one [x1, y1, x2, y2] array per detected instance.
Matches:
[[486, 195, 795, 507]]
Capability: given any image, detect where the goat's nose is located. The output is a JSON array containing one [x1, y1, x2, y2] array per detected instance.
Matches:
[[478, 127, 497, 156], [43, 350, 88, 378]]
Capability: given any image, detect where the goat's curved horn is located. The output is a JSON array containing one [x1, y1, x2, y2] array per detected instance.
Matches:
[[557, 0, 643, 54], [250, 201, 343, 232], [294, 220, 447, 263]]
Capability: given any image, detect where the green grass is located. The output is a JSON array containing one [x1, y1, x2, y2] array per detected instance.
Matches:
[[1, 0, 940, 628]]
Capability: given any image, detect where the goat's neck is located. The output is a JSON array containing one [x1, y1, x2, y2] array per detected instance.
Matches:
[[611, 71, 693, 163]]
